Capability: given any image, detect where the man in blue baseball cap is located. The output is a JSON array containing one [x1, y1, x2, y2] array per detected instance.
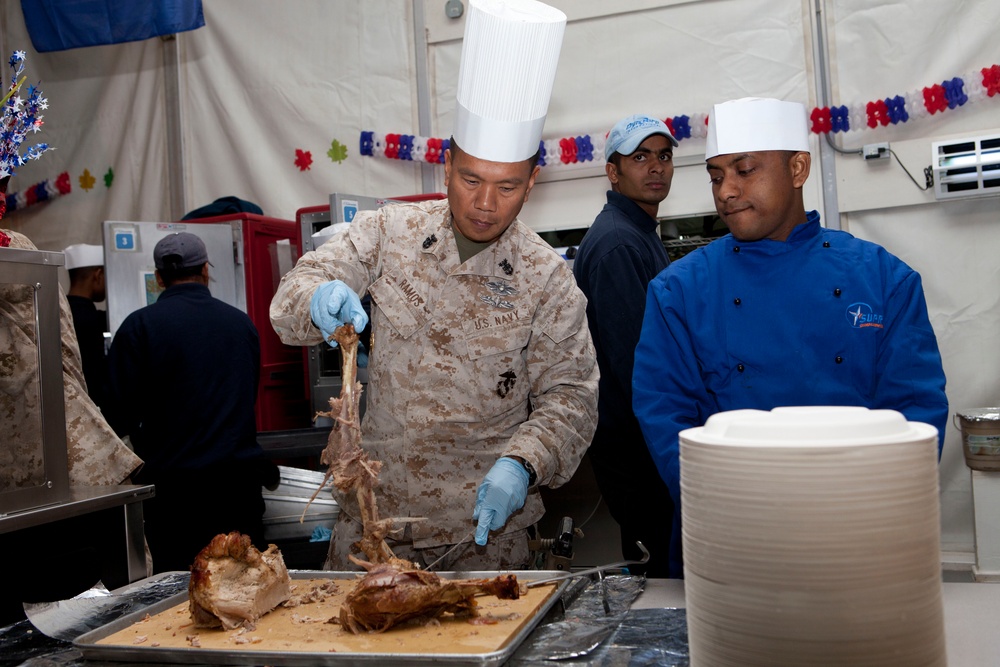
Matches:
[[571, 114, 678, 577]]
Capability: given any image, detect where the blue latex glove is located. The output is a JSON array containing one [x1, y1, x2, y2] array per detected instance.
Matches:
[[473, 457, 530, 546], [309, 280, 368, 347]]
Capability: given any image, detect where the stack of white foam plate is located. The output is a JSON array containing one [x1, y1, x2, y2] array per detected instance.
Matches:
[[680, 406, 945, 667]]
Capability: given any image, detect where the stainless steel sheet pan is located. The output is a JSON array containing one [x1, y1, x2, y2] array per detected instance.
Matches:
[[74, 570, 568, 666]]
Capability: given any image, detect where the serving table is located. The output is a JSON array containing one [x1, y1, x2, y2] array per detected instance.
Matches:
[[2, 574, 997, 666]]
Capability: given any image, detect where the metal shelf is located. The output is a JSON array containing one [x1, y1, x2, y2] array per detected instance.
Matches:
[[664, 237, 715, 251], [0, 484, 154, 535]]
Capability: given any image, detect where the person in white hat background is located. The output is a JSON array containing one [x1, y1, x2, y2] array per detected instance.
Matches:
[[271, 0, 598, 572], [63, 243, 111, 413], [106, 232, 278, 573], [572, 114, 678, 577], [632, 97, 949, 577]]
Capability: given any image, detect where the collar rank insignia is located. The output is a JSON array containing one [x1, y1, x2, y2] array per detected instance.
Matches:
[[422, 234, 438, 249], [499, 258, 513, 275]]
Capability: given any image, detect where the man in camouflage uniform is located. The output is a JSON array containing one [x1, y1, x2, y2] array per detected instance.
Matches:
[[0, 229, 142, 492], [272, 0, 594, 572], [1, 229, 144, 623], [270, 138, 598, 570]]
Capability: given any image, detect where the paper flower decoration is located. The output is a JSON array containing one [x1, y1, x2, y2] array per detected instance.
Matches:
[[1, 51, 51, 179], [327, 139, 348, 163], [294, 148, 312, 171], [79, 168, 95, 191]]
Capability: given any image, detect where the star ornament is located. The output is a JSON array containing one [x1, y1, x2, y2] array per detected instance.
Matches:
[[1, 50, 52, 178]]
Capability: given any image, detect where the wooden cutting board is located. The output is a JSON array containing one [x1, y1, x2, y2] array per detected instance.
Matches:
[[95, 577, 559, 656]]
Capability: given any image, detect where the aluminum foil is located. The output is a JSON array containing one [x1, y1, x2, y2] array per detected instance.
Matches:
[[955, 407, 1000, 422], [509, 574, 689, 666], [1, 572, 188, 667]]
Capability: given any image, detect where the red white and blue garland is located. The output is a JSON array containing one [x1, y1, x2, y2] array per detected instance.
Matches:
[[360, 64, 1000, 168], [4, 171, 71, 214]]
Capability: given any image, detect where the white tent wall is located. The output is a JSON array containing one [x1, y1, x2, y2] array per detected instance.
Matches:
[[0, 0, 426, 247], [820, 0, 1000, 564], [425, 0, 821, 227], [0, 6, 170, 251], [179, 1, 425, 219], [1, 0, 997, 568]]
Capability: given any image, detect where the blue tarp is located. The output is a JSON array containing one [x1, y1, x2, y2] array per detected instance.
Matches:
[[21, 0, 204, 53]]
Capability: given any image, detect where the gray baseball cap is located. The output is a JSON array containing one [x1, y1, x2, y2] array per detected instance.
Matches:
[[605, 114, 678, 161], [154, 232, 209, 270]]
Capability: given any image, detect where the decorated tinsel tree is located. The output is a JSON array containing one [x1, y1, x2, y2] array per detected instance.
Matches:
[[0, 50, 50, 245]]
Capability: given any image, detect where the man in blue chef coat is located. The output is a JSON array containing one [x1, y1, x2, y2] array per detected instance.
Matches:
[[632, 97, 948, 578]]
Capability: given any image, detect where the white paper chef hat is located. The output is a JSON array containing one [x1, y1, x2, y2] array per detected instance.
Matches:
[[311, 222, 350, 247], [454, 0, 567, 163], [705, 97, 810, 160], [63, 243, 104, 270]]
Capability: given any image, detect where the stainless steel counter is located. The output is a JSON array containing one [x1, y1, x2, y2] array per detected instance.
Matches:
[[632, 579, 1000, 666]]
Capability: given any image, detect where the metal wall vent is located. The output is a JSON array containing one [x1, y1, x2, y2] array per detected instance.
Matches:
[[931, 134, 1000, 201]]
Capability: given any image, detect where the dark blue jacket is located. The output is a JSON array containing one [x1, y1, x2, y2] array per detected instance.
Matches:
[[573, 190, 670, 430], [107, 282, 263, 483], [67, 294, 110, 413]]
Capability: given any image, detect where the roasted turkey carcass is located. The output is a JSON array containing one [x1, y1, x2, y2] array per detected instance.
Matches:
[[338, 559, 522, 633], [188, 532, 292, 630], [309, 323, 410, 567]]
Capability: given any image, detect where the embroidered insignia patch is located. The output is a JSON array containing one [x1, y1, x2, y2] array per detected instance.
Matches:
[[846, 302, 885, 329], [497, 370, 517, 398], [499, 258, 513, 275]]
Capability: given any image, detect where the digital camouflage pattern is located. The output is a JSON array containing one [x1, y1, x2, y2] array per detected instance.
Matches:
[[0, 230, 142, 493], [270, 200, 598, 556]]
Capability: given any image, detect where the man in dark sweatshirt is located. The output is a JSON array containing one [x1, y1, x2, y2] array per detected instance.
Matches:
[[572, 114, 678, 577]]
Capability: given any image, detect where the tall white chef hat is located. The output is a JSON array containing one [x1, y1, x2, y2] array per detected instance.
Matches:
[[63, 243, 104, 270], [454, 0, 567, 163], [705, 97, 810, 160]]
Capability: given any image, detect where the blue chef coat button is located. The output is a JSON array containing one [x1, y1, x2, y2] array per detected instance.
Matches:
[[823, 241, 831, 248], [834, 288, 842, 297], [733, 246, 741, 253], [835, 356, 844, 364], [737, 364, 745, 372], [734, 298, 741, 305]]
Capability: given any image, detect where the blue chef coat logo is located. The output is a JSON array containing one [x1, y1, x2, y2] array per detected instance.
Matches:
[[846, 302, 884, 329]]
